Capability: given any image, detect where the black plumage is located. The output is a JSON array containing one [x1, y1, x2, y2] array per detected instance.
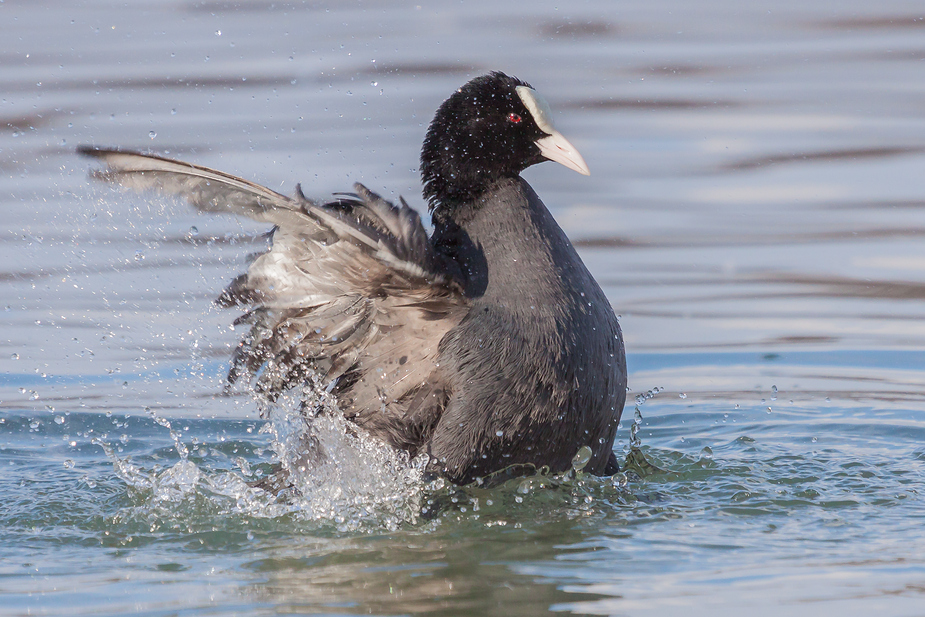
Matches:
[[79, 71, 627, 485]]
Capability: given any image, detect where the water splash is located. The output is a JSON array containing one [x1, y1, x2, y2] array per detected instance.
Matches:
[[634, 386, 662, 406], [92, 375, 671, 531], [95, 384, 428, 532], [623, 387, 669, 478], [256, 390, 429, 531]]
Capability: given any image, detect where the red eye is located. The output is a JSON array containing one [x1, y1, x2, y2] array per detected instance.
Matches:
[[508, 113, 522, 124]]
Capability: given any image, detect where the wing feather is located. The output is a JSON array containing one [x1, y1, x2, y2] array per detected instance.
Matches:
[[79, 147, 466, 441]]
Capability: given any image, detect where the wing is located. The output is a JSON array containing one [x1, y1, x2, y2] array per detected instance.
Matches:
[[79, 147, 468, 446]]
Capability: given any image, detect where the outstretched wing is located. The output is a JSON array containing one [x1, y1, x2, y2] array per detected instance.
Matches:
[[79, 147, 467, 446]]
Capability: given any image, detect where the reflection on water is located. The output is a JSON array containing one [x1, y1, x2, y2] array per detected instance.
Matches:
[[2, 0, 925, 614], [722, 146, 924, 171]]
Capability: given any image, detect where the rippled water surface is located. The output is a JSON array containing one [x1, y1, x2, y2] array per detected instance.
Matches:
[[3, 0, 925, 615]]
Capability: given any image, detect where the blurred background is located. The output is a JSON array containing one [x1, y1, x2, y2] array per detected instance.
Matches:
[[2, 1, 925, 615], [3, 0, 925, 412]]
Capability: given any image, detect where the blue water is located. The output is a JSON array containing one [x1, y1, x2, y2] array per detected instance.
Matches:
[[3, 0, 925, 615], [4, 372, 924, 615]]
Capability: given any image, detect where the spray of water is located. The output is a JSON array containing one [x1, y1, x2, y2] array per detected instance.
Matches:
[[94, 380, 429, 532]]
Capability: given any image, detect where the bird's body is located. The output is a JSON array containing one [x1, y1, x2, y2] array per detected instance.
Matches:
[[425, 178, 623, 482], [80, 72, 627, 485]]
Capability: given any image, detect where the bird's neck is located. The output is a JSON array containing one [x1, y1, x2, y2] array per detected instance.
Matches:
[[431, 176, 525, 231], [431, 177, 563, 300], [424, 170, 516, 214]]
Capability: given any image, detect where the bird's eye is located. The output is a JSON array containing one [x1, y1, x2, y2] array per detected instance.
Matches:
[[508, 113, 522, 124]]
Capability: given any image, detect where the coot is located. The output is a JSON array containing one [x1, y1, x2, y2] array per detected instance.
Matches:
[[79, 71, 626, 485]]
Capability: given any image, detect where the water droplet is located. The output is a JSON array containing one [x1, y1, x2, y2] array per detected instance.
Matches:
[[495, 430, 504, 437], [54, 416, 65, 425], [63, 459, 75, 469], [629, 408, 644, 448], [571, 445, 592, 471], [611, 472, 628, 489], [188, 226, 199, 237], [214, 29, 221, 36], [148, 130, 157, 140], [679, 393, 687, 399], [10, 352, 18, 360], [771, 385, 778, 401], [134, 249, 144, 261]]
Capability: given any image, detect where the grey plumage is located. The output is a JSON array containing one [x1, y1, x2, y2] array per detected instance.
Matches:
[[80, 147, 467, 457]]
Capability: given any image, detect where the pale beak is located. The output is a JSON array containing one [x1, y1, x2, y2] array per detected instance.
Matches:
[[535, 130, 591, 176]]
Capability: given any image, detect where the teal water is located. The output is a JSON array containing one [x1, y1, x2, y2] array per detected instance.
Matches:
[[3, 352, 924, 615], [3, 0, 925, 615]]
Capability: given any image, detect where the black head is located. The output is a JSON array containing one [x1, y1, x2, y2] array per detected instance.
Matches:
[[421, 71, 589, 211]]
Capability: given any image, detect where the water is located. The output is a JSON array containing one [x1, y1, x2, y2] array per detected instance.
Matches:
[[3, 0, 925, 614]]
